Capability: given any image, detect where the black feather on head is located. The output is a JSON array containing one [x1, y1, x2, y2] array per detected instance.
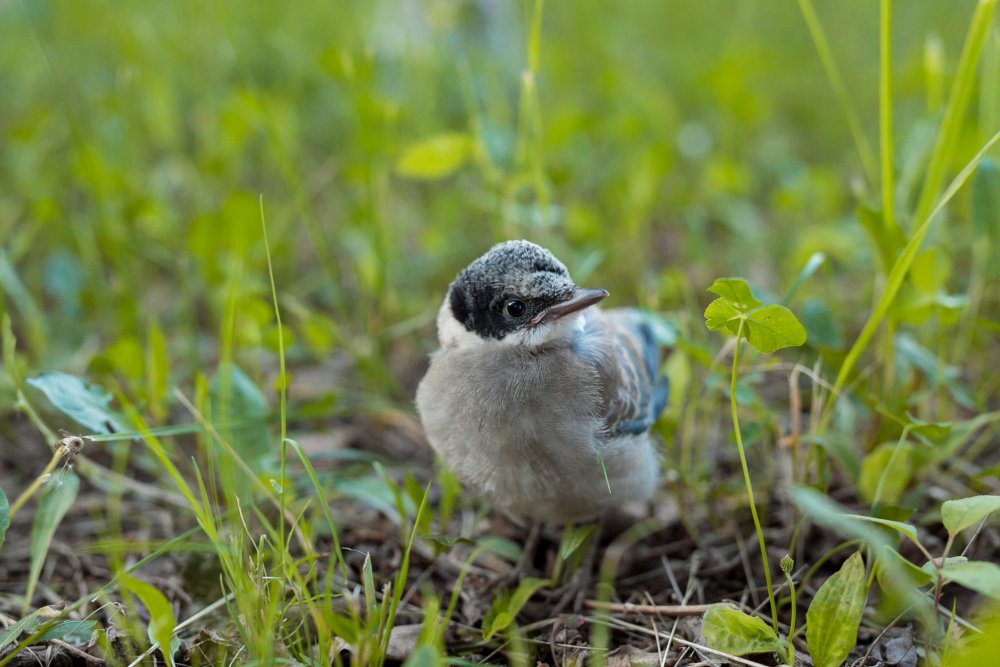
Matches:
[[449, 240, 575, 340]]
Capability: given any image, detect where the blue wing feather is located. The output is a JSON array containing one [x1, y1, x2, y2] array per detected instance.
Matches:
[[576, 309, 670, 437]]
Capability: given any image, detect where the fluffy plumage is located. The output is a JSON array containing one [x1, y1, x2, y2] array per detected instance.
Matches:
[[416, 240, 668, 523]]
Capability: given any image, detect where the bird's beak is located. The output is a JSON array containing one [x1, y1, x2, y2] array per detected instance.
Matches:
[[530, 287, 609, 326]]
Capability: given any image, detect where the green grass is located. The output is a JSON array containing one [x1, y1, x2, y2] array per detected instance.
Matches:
[[2, 0, 1000, 665]]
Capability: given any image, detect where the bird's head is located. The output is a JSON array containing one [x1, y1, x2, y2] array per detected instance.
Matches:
[[437, 240, 608, 349]]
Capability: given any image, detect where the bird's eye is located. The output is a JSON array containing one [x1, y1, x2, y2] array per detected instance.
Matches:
[[505, 299, 526, 317]]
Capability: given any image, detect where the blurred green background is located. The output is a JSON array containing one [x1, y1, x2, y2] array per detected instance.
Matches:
[[0, 0, 993, 403]]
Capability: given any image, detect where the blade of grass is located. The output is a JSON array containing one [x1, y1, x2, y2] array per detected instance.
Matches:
[[823, 128, 1000, 428], [880, 0, 896, 236], [911, 0, 998, 229], [796, 0, 878, 186]]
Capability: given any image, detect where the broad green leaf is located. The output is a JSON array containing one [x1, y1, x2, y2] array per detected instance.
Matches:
[[706, 278, 763, 311], [704, 297, 742, 334], [704, 279, 806, 353], [26, 372, 127, 434], [858, 442, 913, 506], [396, 133, 472, 180], [744, 304, 807, 353], [26, 472, 80, 608], [941, 495, 1000, 535], [702, 604, 781, 657], [936, 560, 1000, 600], [806, 552, 867, 667], [0, 484, 8, 549], [120, 573, 177, 667]]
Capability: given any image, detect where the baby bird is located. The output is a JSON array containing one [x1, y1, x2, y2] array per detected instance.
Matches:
[[416, 240, 668, 524]]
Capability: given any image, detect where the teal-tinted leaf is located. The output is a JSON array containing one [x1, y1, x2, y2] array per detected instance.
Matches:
[[706, 278, 763, 311], [26, 472, 80, 607], [0, 484, 8, 549], [744, 304, 807, 353], [26, 372, 127, 434], [702, 604, 781, 657], [396, 133, 472, 180], [971, 157, 1000, 238], [806, 552, 868, 667], [937, 560, 1000, 600], [477, 536, 522, 563], [35, 620, 98, 644], [942, 496, 1000, 535], [209, 363, 271, 470], [704, 297, 742, 333], [791, 487, 893, 550], [336, 475, 407, 524], [120, 574, 177, 667], [802, 298, 844, 349]]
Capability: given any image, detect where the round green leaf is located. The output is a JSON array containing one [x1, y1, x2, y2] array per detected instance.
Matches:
[[744, 304, 808, 353]]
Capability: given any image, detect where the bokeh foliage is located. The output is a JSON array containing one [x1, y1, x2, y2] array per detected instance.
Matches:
[[2, 0, 992, 395]]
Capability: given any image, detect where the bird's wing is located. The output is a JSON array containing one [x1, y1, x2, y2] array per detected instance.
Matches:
[[579, 308, 669, 437]]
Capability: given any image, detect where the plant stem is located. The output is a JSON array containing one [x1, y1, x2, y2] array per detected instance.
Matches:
[[8, 448, 63, 520], [731, 318, 779, 632], [783, 565, 797, 666]]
